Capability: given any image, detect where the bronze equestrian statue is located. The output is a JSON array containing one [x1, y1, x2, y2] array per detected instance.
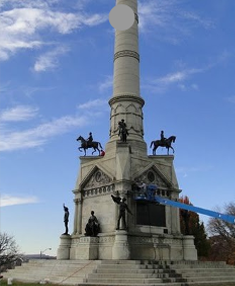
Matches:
[[150, 132, 176, 155], [77, 135, 103, 156]]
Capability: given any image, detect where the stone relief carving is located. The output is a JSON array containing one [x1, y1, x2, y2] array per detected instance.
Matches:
[[135, 168, 168, 188], [114, 50, 140, 62], [84, 169, 112, 189]]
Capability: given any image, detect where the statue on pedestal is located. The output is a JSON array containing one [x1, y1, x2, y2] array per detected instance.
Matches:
[[76, 133, 103, 156], [150, 131, 176, 155], [118, 119, 129, 142], [111, 195, 133, 230], [63, 204, 69, 235], [85, 211, 100, 237]]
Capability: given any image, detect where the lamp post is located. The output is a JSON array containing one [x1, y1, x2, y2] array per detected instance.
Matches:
[[40, 247, 52, 259]]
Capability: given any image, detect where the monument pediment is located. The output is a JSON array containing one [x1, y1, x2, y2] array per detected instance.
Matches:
[[81, 165, 114, 190], [133, 163, 173, 189]]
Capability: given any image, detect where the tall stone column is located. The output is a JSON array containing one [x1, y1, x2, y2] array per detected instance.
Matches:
[[77, 198, 82, 234], [107, 0, 146, 154], [73, 199, 78, 234]]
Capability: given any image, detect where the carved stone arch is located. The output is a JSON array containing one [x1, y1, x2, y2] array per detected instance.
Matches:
[[114, 103, 124, 114], [126, 103, 138, 113]]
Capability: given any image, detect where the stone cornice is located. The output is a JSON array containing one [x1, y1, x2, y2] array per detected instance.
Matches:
[[114, 50, 140, 62], [109, 94, 144, 107]]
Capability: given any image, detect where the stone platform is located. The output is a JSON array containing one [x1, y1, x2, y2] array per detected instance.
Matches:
[[4, 259, 235, 286]]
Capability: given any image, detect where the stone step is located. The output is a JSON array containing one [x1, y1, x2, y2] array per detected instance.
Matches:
[[78, 282, 235, 286], [187, 276, 235, 281], [87, 273, 151, 279], [88, 272, 183, 279], [84, 277, 162, 284], [177, 270, 235, 276], [100, 260, 141, 264], [97, 264, 140, 269]]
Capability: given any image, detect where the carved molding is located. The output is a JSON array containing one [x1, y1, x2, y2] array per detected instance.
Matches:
[[99, 236, 115, 243], [114, 50, 140, 62], [84, 169, 112, 189], [135, 168, 168, 188], [109, 94, 145, 107], [79, 237, 99, 243], [83, 184, 115, 198]]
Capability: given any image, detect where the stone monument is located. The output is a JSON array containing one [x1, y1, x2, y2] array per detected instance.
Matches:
[[57, 0, 197, 261]]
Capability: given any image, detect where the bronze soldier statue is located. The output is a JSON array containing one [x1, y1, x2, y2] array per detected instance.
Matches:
[[63, 204, 69, 235], [118, 119, 129, 142], [111, 195, 133, 230]]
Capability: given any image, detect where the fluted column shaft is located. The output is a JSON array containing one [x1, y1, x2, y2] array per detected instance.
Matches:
[[109, 0, 145, 143]]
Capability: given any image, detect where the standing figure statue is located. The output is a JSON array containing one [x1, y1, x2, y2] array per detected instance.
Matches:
[[63, 204, 69, 235], [118, 119, 129, 142], [111, 195, 133, 230], [85, 211, 100, 237]]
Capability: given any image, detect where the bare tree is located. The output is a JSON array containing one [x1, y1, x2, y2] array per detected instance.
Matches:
[[207, 203, 235, 264], [0, 232, 19, 271]]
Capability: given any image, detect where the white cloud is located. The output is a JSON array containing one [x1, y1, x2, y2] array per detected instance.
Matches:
[[0, 3, 107, 61], [0, 105, 38, 122], [142, 66, 207, 93], [98, 76, 113, 92], [34, 46, 69, 72], [138, 0, 214, 42], [0, 194, 39, 207], [77, 99, 108, 110], [0, 114, 88, 152], [0, 98, 109, 152]]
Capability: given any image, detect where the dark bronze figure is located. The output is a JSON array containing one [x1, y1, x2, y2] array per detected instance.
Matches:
[[160, 130, 166, 144], [118, 119, 129, 142], [63, 204, 69, 235], [150, 135, 176, 155], [77, 135, 103, 156], [111, 195, 132, 230], [85, 211, 100, 237], [86, 132, 93, 148]]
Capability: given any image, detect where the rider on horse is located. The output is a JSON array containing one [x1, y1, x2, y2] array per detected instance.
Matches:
[[86, 132, 93, 148], [160, 130, 166, 144]]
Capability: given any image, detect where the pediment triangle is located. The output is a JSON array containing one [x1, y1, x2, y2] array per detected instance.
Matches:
[[133, 163, 173, 189], [81, 164, 113, 190]]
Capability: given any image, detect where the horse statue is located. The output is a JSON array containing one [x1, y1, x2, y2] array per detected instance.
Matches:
[[76, 135, 103, 156], [150, 136, 176, 155]]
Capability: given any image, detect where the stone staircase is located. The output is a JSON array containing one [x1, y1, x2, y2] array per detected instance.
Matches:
[[3, 259, 101, 285], [79, 260, 186, 285], [4, 259, 235, 286], [78, 260, 235, 286], [169, 260, 235, 285]]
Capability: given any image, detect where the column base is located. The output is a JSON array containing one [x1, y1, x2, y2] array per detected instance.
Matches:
[[112, 230, 130, 260], [57, 234, 71, 260]]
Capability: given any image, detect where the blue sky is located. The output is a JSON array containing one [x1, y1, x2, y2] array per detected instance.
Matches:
[[1, 0, 235, 256]]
